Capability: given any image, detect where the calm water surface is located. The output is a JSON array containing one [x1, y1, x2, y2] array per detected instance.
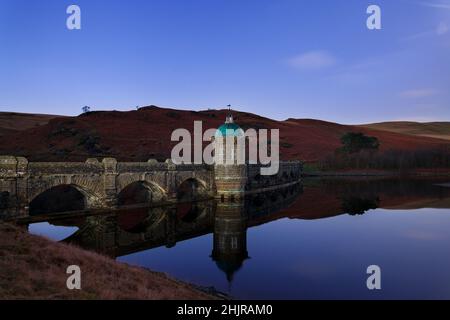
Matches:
[[28, 177, 450, 299]]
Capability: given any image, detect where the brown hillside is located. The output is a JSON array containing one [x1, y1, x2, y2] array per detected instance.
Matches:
[[0, 223, 213, 299], [359, 121, 450, 141], [0, 112, 64, 138], [0, 106, 449, 162]]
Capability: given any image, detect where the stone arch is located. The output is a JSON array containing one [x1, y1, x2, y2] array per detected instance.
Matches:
[[117, 181, 166, 206], [176, 178, 208, 201], [176, 202, 208, 223], [28, 176, 103, 207], [29, 184, 99, 215], [117, 207, 166, 234]]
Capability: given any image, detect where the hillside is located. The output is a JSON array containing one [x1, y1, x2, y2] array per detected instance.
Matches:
[[0, 223, 214, 299], [0, 106, 449, 163], [359, 121, 450, 141], [0, 112, 64, 138]]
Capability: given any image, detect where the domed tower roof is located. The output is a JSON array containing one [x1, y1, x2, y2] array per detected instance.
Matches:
[[215, 113, 242, 137]]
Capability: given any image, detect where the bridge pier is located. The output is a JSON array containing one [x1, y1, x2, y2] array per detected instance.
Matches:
[[0, 156, 29, 218], [102, 158, 119, 208]]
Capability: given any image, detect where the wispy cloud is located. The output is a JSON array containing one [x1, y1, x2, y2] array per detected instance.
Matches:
[[287, 50, 336, 70], [403, 21, 449, 40], [326, 50, 402, 84], [420, 1, 450, 10], [399, 88, 438, 98]]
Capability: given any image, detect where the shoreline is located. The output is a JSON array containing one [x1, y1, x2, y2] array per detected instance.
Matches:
[[0, 222, 219, 300]]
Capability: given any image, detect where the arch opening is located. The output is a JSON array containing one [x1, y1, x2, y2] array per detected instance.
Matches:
[[29, 185, 86, 216], [177, 178, 207, 201], [117, 207, 165, 233], [118, 181, 165, 206], [177, 203, 205, 223]]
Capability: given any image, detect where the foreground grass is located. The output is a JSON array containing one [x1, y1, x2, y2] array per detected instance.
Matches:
[[0, 223, 214, 300]]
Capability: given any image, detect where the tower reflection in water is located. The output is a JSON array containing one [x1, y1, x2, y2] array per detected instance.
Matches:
[[211, 201, 249, 283], [29, 183, 302, 282]]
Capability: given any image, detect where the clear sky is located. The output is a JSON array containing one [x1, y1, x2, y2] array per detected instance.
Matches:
[[0, 0, 449, 123]]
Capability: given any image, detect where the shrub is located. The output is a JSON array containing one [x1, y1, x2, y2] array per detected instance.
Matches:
[[339, 132, 379, 154]]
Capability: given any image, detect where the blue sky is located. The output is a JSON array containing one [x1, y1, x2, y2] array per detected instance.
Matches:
[[0, 0, 449, 123]]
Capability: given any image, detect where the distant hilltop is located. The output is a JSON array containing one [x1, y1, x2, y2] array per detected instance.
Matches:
[[0, 106, 449, 163]]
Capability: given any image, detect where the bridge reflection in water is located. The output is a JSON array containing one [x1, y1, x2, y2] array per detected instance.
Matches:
[[25, 183, 302, 281]]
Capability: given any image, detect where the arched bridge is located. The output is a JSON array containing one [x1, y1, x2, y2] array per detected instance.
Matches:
[[0, 156, 214, 217], [0, 156, 302, 219]]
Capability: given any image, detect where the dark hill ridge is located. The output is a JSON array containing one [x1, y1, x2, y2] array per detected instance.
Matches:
[[0, 106, 449, 162]]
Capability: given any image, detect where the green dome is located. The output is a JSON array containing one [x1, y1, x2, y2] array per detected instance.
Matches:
[[215, 123, 242, 137]]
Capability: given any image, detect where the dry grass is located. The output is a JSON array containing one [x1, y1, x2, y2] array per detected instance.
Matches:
[[0, 112, 62, 132], [359, 122, 450, 141], [0, 223, 214, 300], [2, 107, 449, 163]]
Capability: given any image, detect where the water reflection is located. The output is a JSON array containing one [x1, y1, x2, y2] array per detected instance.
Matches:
[[27, 183, 301, 277], [212, 202, 249, 283], [27, 177, 450, 298], [28, 222, 79, 242]]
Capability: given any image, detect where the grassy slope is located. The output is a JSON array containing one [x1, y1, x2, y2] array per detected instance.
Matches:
[[0, 112, 63, 131], [359, 122, 450, 141], [0, 112, 64, 138], [0, 223, 214, 300], [0, 107, 448, 163]]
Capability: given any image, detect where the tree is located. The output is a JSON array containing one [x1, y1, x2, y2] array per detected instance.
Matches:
[[82, 106, 91, 114], [339, 132, 379, 154]]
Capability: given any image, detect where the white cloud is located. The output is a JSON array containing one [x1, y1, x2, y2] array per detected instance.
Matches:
[[399, 88, 438, 98], [287, 51, 336, 70], [420, 1, 450, 10]]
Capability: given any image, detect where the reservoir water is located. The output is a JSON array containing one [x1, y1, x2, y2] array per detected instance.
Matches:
[[28, 177, 450, 299]]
